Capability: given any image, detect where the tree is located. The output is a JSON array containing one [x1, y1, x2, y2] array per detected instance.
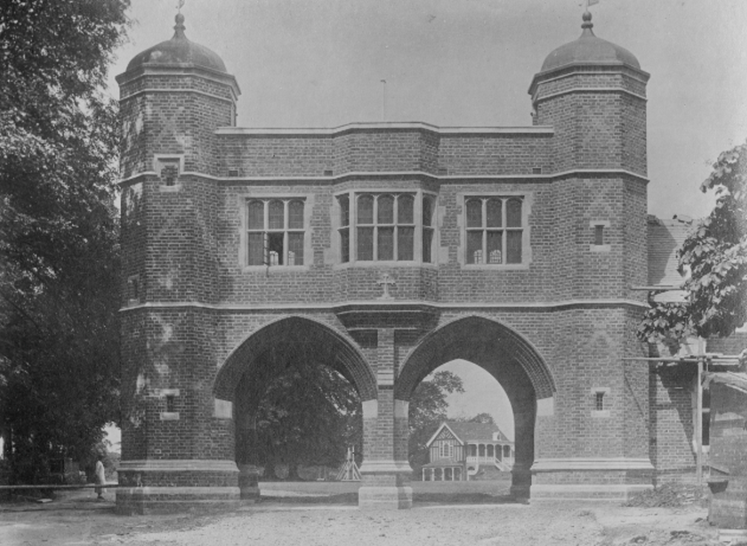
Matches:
[[408, 370, 464, 471], [638, 140, 747, 347], [466, 412, 495, 425], [0, 0, 130, 483], [247, 362, 361, 480]]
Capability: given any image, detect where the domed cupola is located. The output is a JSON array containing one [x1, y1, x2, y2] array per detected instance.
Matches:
[[539, 11, 640, 73], [528, 10, 649, 175], [116, 11, 239, 179], [125, 13, 227, 74]]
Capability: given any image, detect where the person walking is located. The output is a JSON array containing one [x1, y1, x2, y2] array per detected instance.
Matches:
[[94, 457, 106, 500]]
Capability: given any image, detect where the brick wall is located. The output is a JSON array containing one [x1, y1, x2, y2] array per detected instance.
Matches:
[[649, 363, 697, 483]]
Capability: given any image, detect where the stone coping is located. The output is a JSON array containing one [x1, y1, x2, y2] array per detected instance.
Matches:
[[118, 460, 239, 473], [532, 458, 654, 472], [359, 460, 413, 475]]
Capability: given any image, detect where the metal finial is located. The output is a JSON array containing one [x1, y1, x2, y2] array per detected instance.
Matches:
[[582, 10, 593, 30], [174, 1, 186, 39]]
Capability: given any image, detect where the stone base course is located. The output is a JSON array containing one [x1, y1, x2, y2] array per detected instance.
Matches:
[[358, 486, 413, 509], [116, 486, 241, 515]]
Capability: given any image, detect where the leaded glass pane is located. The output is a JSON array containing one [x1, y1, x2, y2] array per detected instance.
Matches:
[[247, 233, 264, 265], [594, 225, 604, 245], [378, 194, 394, 224], [466, 199, 482, 228], [398, 194, 414, 224], [506, 230, 522, 263], [339, 195, 349, 227], [422, 228, 433, 263], [288, 200, 304, 229], [268, 200, 284, 230], [486, 198, 502, 227], [248, 200, 264, 229], [487, 231, 503, 264], [267, 232, 284, 265], [340, 228, 349, 263], [506, 198, 522, 227], [422, 196, 433, 227], [398, 227, 414, 261], [288, 232, 304, 266], [467, 231, 482, 264], [357, 227, 373, 260], [378, 227, 394, 261], [358, 195, 374, 225]]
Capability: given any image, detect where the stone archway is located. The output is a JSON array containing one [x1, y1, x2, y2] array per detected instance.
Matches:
[[213, 316, 377, 497], [396, 316, 555, 498]]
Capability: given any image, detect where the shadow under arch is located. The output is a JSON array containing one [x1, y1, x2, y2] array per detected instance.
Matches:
[[395, 316, 556, 498], [214, 316, 376, 493], [214, 316, 377, 402]]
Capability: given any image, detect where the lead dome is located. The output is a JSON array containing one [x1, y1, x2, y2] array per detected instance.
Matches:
[[540, 12, 640, 73], [125, 13, 227, 73]]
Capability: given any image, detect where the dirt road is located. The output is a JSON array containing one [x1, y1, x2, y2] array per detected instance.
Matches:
[[0, 488, 725, 546]]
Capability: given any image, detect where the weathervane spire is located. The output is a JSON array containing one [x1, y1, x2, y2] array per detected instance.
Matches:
[[582, 0, 597, 31], [174, 0, 186, 38]]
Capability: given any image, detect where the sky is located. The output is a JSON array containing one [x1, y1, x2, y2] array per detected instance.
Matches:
[[106, 0, 747, 443]]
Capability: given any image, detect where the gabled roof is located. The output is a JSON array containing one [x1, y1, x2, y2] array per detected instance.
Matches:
[[647, 215, 693, 287], [426, 421, 512, 447]]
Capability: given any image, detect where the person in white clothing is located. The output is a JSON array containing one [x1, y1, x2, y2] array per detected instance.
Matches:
[[94, 457, 106, 500]]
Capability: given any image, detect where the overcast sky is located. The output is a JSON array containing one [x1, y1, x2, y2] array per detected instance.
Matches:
[[108, 0, 747, 440]]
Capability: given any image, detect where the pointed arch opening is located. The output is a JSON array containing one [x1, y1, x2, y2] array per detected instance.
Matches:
[[396, 316, 555, 498], [214, 316, 376, 403], [213, 317, 376, 489]]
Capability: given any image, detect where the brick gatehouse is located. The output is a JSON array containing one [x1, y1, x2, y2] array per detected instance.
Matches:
[[115, 10, 699, 513]]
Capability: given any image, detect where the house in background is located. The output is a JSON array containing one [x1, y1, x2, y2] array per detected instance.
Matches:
[[422, 421, 514, 481]]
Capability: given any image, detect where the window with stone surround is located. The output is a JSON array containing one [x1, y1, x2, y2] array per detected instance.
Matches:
[[465, 196, 524, 265], [246, 198, 305, 266], [590, 220, 611, 252], [591, 387, 611, 418], [338, 192, 435, 264]]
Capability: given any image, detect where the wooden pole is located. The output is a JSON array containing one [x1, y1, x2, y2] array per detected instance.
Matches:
[[695, 339, 705, 488]]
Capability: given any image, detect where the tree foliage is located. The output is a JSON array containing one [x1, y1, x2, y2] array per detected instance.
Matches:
[[465, 412, 496, 425], [408, 370, 464, 470], [247, 363, 361, 480], [0, 0, 130, 483], [639, 140, 747, 346]]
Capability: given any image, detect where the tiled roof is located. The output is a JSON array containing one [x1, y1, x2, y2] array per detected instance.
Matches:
[[706, 331, 747, 356], [647, 215, 693, 287], [443, 421, 511, 443], [706, 372, 747, 392]]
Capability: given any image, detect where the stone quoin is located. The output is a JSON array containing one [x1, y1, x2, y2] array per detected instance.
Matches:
[[115, 9, 702, 514]]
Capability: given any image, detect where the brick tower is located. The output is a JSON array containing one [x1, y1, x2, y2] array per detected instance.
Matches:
[[526, 11, 652, 498], [115, 13, 242, 513]]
